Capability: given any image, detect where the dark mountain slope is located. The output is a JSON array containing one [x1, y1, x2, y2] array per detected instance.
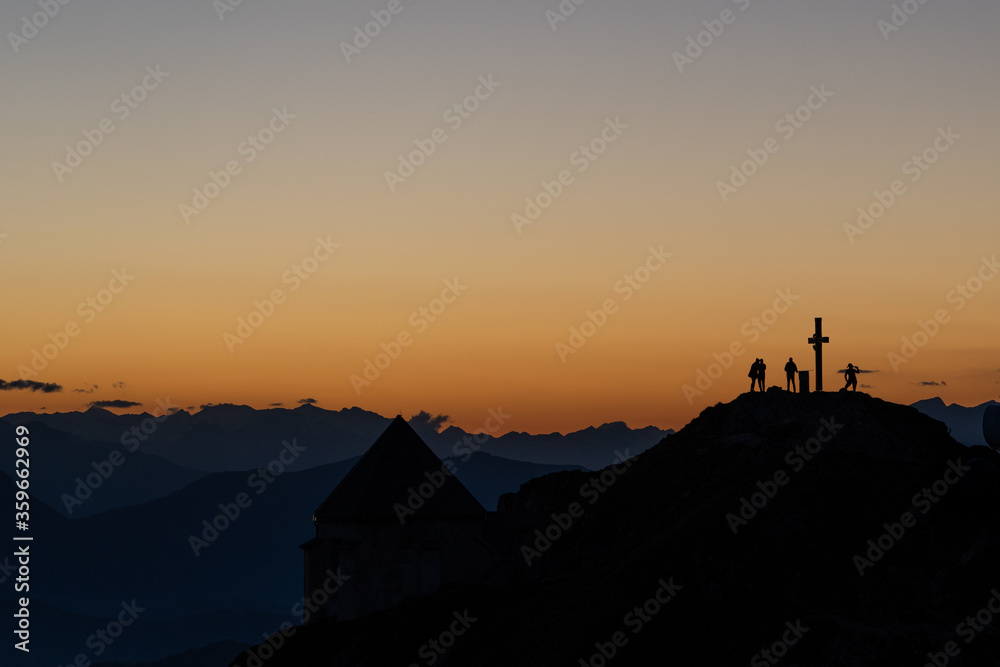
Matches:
[[234, 391, 1000, 666]]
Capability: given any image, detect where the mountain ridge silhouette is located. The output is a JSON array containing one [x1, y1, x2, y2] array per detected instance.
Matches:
[[231, 391, 1000, 666]]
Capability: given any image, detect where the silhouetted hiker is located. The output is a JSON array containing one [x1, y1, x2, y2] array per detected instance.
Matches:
[[844, 363, 859, 392], [749, 359, 760, 392], [785, 357, 798, 392], [757, 358, 766, 392]]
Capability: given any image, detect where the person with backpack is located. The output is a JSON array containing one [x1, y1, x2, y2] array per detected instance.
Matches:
[[748, 359, 760, 392], [785, 357, 798, 392]]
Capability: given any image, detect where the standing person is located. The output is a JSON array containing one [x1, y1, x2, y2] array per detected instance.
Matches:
[[785, 357, 798, 392], [748, 359, 760, 392], [844, 363, 859, 392], [757, 358, 767, 392]]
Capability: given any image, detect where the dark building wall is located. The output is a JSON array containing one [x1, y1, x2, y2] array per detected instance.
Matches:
[[304, 517, 492, 621]]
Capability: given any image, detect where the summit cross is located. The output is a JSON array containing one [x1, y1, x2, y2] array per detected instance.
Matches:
[[808, 317, 830, 391]]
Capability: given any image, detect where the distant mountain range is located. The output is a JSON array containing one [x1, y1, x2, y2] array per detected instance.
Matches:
[[0, 407, 669, 664], [2, 404, 673, 473], [910, 397, 1000, 447], [0, 420, 207, 518], [430, 420, 672, 470]]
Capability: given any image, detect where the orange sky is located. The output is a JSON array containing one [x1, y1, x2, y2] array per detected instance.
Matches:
[[2, 1, 998, 433]]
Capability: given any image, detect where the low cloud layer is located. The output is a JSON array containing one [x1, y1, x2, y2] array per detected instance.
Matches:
[[89, 400, 142, 409], [0, 379, 63, 393]]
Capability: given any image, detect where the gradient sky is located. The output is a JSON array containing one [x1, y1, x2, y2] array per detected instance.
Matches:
[[2, 0, 998, 433]]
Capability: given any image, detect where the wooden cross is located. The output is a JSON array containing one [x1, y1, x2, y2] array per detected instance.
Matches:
[[808, 317, 830, 391]]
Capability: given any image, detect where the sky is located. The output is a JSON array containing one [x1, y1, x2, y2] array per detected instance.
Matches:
[[1, 0, 998, 434]]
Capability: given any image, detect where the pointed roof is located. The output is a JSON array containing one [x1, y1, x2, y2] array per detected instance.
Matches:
[[314, 416, 485, 522]]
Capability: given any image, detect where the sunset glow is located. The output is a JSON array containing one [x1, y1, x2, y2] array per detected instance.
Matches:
[[3, 0, 998, 433]]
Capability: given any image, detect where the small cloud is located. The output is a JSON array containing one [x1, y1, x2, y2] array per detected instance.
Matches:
[[113, 381, 126, 389], [861, 384, 875, 389], [89, 400, 142, 409], [0, 379, 63, 393], [915, 381, 947, 387], [409, 410, 451, 433], [269, 402, 284, 407], [73, 383, 99, 394], [297, 398, 317, 405]]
